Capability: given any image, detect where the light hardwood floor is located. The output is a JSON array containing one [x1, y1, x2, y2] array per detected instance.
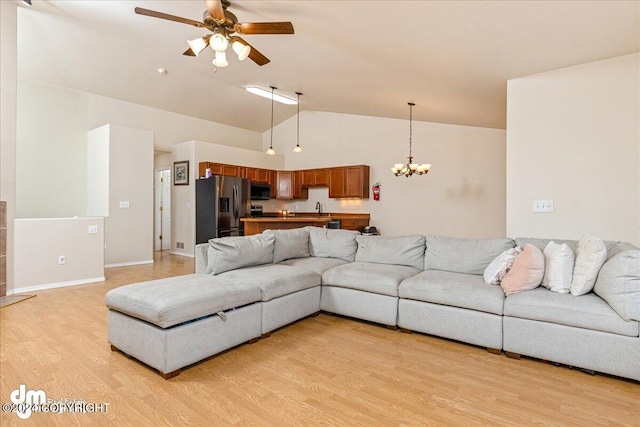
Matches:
[[1, 252, 638, 426]]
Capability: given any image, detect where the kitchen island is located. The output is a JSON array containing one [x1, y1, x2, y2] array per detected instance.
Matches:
[[241, 213, 370, 235]]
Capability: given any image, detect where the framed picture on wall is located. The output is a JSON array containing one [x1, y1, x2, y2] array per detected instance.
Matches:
[[173, 161, 189, 185]]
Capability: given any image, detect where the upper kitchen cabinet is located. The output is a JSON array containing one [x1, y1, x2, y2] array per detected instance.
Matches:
[[329, 165, 370, 198], [276, 171, 308, 200], [301, 168, 329, 187]]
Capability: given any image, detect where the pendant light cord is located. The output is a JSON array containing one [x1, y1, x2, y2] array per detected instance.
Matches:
[[408, 102, 414, 159], [270, 86, 276, 149], [296, 92, 302, 147]]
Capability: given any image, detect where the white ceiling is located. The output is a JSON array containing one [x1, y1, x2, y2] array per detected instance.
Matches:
[[16, 1, 640, 132]]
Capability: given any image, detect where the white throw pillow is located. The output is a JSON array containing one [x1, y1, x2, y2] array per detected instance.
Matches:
[[483, 247, 522, 285], [541, 241, 575, 294], [570, 234, 607, 296]]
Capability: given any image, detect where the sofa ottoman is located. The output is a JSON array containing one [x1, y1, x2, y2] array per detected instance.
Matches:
[[105, 274, 262, 378]]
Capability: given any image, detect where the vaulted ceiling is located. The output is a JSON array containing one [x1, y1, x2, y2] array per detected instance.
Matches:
[[16, 1, 640, 132]]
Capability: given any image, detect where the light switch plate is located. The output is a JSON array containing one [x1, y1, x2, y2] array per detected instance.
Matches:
[[88, 225, 98, 234], [119, 201, 130, 208], [533, 200, 554, 213]]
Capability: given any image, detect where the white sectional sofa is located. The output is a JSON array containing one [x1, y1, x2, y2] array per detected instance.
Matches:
[[105, 227, 640, 381]]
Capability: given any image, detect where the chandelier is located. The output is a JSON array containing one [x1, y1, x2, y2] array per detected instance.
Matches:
[[188, 32, 251, 69], [392, 102, 431, 177]]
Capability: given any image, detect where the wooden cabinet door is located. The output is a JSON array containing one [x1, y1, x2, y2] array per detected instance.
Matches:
[[276, 171, 293, 199], [301, 169, 315, 186], [208, 163, 224, 176], [244, 167, 257, 181], [344, 165, 370, 198], [328, 167, 345, 198], [314, 169, 328, 186], [222, 164, 239, 177], [256, 169, 270, 183], [292, 171, 309, 199]]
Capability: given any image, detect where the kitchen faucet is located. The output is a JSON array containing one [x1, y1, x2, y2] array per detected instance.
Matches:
[[315, 201, 322, 216]]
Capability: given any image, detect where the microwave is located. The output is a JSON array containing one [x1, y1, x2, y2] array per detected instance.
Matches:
[[250, 182, 271, 200]]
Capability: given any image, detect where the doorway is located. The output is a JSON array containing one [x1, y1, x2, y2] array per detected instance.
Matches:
[[155, 169, 171, 251]]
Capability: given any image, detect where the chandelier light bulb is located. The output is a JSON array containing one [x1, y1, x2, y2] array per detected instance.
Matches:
[[187, 37, 208, 56], [212, 51, 229, 68], [231, 40, 251, 61], [210, 33, 229, 52]]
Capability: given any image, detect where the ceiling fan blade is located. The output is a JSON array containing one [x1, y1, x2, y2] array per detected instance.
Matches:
[[235, 22, 294, 35], [134, 7, 205, 28], [183, 48, 196, 57], [205, 0, 226, 22], [246, 44, 270, 66]]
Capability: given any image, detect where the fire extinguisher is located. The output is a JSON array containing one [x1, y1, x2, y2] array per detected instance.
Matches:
[[372, 182, 381, 201]]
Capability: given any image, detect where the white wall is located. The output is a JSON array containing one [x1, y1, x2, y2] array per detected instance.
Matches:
[[170, 140, 285, 257], [1, 1, 18, 293], [506, 54, 640, 245], [88, 124, 155, 267], [13, 217, 104, 293], [266, 111, 507, 238]]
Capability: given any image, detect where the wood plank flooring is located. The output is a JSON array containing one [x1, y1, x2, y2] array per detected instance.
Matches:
[[1, 252, 638, 426]]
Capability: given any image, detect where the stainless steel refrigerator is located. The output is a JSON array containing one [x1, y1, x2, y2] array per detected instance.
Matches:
[[196, 176, 250, 243]]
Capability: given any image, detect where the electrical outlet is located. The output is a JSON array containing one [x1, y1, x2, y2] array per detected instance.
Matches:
[[533, 200, 554, 213], [58, 255, 66, 265], [119, 201, 130, 208], [88, 225, 98, 234]]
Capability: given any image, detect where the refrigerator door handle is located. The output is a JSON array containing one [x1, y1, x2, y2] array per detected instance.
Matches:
[[233, 185, 239, 220]]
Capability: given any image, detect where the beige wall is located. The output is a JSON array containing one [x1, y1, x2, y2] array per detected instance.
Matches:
[[267, 111, 507, 238], [506, 54, 640, 245], [1, 1, 18, 293], [13, 218, 104, 293]]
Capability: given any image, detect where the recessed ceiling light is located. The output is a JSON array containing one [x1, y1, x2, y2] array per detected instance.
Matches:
[[246, 86, 297, 105]]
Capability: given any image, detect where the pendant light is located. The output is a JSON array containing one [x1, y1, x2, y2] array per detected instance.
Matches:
[[293, 92, 303, 153], [266, 86, 277, 155], [391, 102, 431, 177]]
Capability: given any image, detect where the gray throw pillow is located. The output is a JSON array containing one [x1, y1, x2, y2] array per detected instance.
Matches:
[[207, 233, 275, 275], [593, 250, 640, 322], [355, 235, 426, 270], [264, 228, 310, 263]]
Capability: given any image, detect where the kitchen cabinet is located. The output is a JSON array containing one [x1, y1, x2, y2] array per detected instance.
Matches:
[[268, 170, 277, 198], [292, 171, 309, 199], [329, 165, 370, 198], [301, 168, 329, 187], [277, 171, 308, 200]]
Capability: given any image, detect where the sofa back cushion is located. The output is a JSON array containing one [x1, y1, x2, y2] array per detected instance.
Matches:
[[356, 235, 426, 270], [515, 237, 631, 261], [308, 226, 359, 262], [593, 249, 640, 322], [206, 233, 275, 275], [264, 228, 310, 263], [424, 235, 515, 275]]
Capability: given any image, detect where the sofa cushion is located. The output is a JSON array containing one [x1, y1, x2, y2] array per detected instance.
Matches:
[[308, 226, 359, 262], [500, 244, 545, 296], [105, 274, 261, 328], [571, 234, 607, 296], [264, 228, 310, 263], [355, 235, 425, 270], [207, 233, 275, 275], [278, 256, 348, 275], [217, 264, 321, 302], [541, 241, 574, 294], [593, 250, 640, 322], [399, 270, 505, 315], [424, 235, 515, 275], [483, 247, 522, 285], [322, 262, 421, 297], [504, 287, 638, 337]]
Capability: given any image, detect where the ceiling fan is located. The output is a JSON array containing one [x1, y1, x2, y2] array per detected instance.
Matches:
[[134, 0, 294, 67]]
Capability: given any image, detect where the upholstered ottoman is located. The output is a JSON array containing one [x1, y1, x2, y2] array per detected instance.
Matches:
[[105, 274, 262, 379]]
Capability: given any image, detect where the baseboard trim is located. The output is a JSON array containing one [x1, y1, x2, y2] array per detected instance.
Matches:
[[9, 277, 106, 295], [105, 260, 154, 268], [169, 251, 195, 258]]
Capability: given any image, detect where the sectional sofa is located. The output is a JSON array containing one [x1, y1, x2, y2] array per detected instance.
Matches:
[[105, 227, 640, 381]]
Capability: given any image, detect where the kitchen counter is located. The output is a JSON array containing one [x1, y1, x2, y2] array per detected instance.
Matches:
[[241, 213, 370, 235], [241, 217, 333, 235]]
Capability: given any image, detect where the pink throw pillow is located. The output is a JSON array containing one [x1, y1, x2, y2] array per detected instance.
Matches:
[[500, 244, 545, 296]]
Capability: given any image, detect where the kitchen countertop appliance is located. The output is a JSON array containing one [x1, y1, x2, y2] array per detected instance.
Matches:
[[250, 204, 264, 217]]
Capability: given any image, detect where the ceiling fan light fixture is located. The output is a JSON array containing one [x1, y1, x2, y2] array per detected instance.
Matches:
[[231, 38, 251, 61], [212, 51, 229, 67], [187, 36, 209, 56], [246, 87, 297, 105], [210, 33, 229, 52]]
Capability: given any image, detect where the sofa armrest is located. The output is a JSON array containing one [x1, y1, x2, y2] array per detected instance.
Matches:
[[195, 243, 209, 274]]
